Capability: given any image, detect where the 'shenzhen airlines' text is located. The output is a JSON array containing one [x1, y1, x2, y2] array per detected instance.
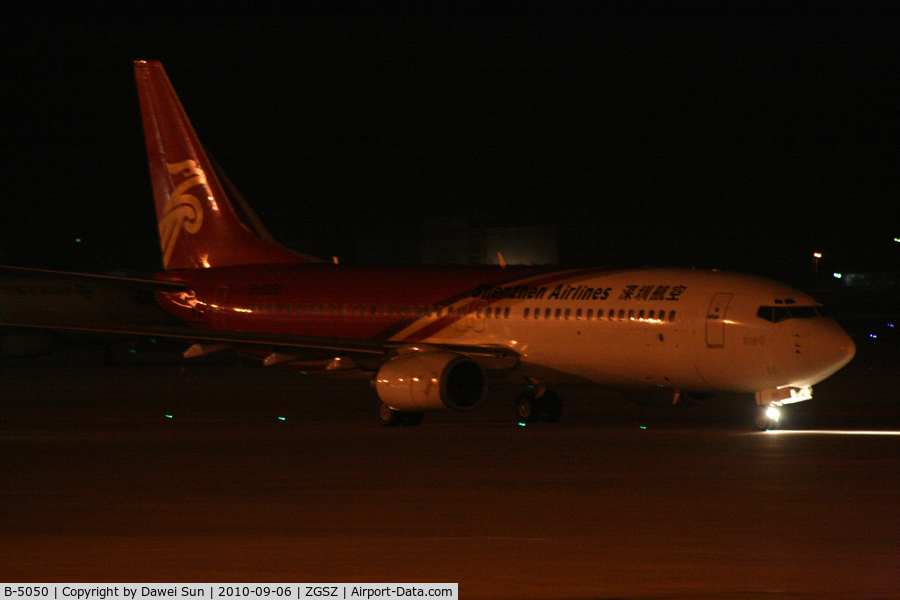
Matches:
[[472, 283, 687, 302]]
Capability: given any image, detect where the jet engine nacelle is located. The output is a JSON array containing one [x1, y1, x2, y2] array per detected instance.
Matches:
[[374, 351, 486, 412]]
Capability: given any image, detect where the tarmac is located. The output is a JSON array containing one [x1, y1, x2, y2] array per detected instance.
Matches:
[[1, 340, 898, 599]]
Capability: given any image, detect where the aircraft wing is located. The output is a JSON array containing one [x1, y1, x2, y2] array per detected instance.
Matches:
[[0, 315, 518, 366], [0, 266, 518, 367]]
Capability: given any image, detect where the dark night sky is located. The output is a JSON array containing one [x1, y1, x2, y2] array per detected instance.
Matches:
[[2, 4, 899, 278]]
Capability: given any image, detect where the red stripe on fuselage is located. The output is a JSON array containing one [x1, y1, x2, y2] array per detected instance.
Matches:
[[154, 264, 621, 343]]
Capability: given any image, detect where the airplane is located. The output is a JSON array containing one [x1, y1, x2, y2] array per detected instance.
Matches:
[[0, 60, 856, 429]]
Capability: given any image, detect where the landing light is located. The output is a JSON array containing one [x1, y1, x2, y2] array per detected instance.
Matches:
[[765, 406, 781, 422]]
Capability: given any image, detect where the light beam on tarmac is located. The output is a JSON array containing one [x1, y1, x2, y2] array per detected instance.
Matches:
[[766, 430, 900, 436]]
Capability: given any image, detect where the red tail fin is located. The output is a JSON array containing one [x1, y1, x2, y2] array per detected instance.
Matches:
[[135, 60, 316, 270]]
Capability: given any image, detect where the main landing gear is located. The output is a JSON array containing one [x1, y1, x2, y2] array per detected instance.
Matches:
[[378, 403, 424, 427], [516, 389, 563, 423]]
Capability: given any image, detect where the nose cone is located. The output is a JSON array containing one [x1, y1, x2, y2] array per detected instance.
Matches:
[[804, 320, 856, 385]]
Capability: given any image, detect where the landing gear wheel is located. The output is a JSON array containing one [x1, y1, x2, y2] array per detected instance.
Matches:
[[379, 403, 424, 427], [516, 390, 562, 423], [379, 403, 402, 427], [516, 391, 541, 423]]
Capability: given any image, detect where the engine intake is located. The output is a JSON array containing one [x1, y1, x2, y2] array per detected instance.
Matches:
[[374, 351, 486, 412]]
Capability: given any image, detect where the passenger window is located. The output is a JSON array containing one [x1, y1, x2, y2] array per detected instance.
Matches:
[[628, 310, 635, 321], [618, 309, 625, 320], [504, 307, 510, 318], [565, 308, 571, 320], [638, 310, 645, 321], [555, 308, 562, 320], [524, 308, 530, 319], [587, 309, 594, 320]]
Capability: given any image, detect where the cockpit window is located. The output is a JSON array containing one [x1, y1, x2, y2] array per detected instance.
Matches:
[[757, 305, 826, 323], [789, 306, 824, 319]]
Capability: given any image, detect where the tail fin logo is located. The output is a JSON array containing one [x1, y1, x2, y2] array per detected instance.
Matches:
[[159, 160, 206, 268]]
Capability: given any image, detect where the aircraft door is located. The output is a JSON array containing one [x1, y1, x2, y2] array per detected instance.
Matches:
[[454, 305, 468, 332], [706, 293, 732, 348], [470, 300, 487, 332]]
